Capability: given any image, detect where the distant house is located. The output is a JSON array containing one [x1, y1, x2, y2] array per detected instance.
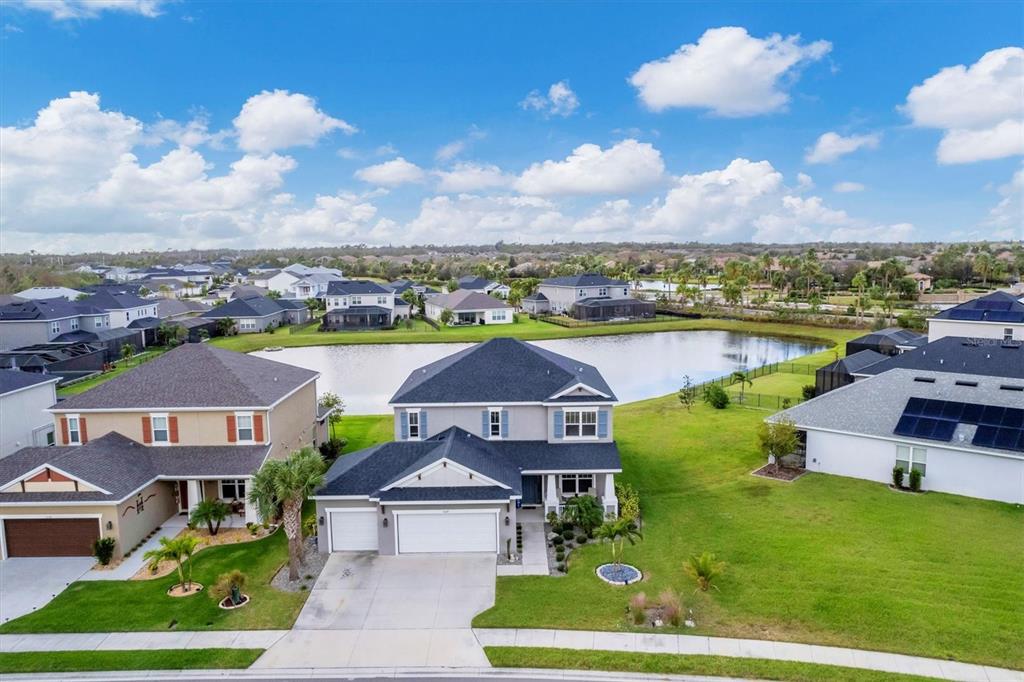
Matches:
[[0, 299, 112, 351], [927, 291, 1024, 343], [201, 295, 310, 333], [157, 299, 212, 321], [529, 273, 655, 321], [909, 272, 933, 292], [456, 275, 510, 299], [14, 287, 88, 301], [322, 281, 399, 331], [0, 371, 59, 458], [424, 290, 514, 325], [845, 328, 927, 357], [388, 280, 440, 298], [78, 290, 159, 328]]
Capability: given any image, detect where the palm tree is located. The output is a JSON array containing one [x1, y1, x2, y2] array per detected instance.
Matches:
[[190, 499, 230, 536], [561, 494, 604, 534], [684, 551, 726, 592], [730, 371, 753, 403], [120, 343, 134, 366], [248, 448, 326, 581], [144, 535, 201, 591], [594, 517, 643, 569]]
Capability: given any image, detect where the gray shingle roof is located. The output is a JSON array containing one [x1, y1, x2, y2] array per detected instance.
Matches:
[[202, 295, 285, 318], [158, 299, 211, 318], [326, 280, 393, 296], [316, 425, 620, 499], [0, 369, 58, 395], [54, 343, 318, 410], [457, 276, 496, 290], [856, 337, 1024, 379], [542, 273, 627, 287], [828, 349, 888, 374], [427, 290, 512, 312], [0, 298, 82, 321], [79, 290, 151, 311], [0, 432, 269, 503], [770, 368, 1024, 458], [390, 337, 616, 404]]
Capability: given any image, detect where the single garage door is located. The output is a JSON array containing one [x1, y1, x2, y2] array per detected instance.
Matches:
[[329, 509, 379, 551], [3, 518, 99, 557], [396, 510, 497, 554]]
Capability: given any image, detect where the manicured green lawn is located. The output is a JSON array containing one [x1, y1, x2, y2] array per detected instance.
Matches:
[[485, 647, 936, 682], [57, 348, 169, 397], [0, 649, 263, 673], [473, 397, 1024, 669], [0, 524, 310, 633], [211, 315, 858, 354], [331, 415, 394, 453], [737, 371, 817, 400]]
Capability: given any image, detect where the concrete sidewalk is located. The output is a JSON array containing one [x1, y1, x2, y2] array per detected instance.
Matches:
[[80, 515, 189, 582], [474, 628, 1024, 682], [0, 630, 286, 653]]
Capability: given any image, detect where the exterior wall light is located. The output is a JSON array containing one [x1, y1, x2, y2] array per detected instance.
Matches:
[[383, 517, 389, 528], [106, 520, 113, 530], [504, 515, 510, 527], [318, 515, 324, 526]]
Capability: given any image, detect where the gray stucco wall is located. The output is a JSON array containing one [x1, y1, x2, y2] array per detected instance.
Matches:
[[314, 498, 518, 556], [0, 319, 65, 350]]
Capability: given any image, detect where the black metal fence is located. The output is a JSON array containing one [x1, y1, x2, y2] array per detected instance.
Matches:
[[534, 314, 677, 328]]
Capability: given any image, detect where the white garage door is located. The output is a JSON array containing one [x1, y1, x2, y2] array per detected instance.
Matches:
[[329, 509, 379, 551], [396, 510, 497, 554]]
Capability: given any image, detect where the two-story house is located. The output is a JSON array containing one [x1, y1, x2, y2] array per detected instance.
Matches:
[[200, 294, 311, 333], [0, 344, 325, 559], [456, 275, 510, 299], [0, 371, 59, 458], [77, 290, 159, 328], [522, 273, 655, 321], [313, 337, 622, 555], [926, 291, 1024, 343], [321, 281, 401, 330]]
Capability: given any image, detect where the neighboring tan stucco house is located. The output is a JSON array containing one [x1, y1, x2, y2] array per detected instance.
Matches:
[[314, 337, 622, 555], [0, 344, 327, 559]]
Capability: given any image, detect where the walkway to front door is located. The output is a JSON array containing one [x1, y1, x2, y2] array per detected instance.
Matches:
[[252, 552, 494, 668]]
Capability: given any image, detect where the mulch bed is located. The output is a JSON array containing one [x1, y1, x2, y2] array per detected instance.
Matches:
[[752, 463, 808, 482]]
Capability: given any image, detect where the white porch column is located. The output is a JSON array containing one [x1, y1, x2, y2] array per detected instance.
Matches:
[[244, 492, 260, 525], [544, 474, 559, 515], [603, 473, 618, 517], [186, 479, 202, 516]]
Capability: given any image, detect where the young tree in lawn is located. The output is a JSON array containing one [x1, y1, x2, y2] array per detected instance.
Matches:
[[248, 448, 326, 581], [190, 499, 230, 536], [730, 371, 753, 403], [684, 551, 726, 592], [439, 308, 454, 327], [594, 517, 643, 569], [318, 392, 345, 438], [143, 535, 201, 591], [677, 375, 696, 412], [757, 419, 799, 468]]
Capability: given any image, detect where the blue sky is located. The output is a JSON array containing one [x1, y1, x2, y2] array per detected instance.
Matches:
[[1, 1, 1021, 253]]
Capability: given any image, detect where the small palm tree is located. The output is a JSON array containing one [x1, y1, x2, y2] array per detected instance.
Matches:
[[730, 371, 752, 403], [561, 494, 604, 534], [190, 499, 230, 536], [120, 343, 134, 366], [594, 517, 643, 569], [684, 551, 726, 592], [248, 448, 326, 581], [144, 535, 201, 592]]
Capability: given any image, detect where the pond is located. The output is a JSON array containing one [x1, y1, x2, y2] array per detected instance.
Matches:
[[253, 330, 828, 414]]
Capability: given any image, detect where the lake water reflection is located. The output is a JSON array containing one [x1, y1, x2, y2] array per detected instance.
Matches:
[[253, 330, 828, 414]]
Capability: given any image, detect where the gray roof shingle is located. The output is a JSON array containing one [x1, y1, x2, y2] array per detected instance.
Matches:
[[202, 295, 285, 319], [427, 290, 512, 312], [857, 337, 1024, 379], [542, 273, 627, 287], [54, 343, 318, 410], [0, 369, 58, 395], [390, 337, 616, 404], [326, 280, 393, 296]]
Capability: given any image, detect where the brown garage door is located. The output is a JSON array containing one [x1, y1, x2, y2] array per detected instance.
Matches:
[[4, 518, 100, 557]]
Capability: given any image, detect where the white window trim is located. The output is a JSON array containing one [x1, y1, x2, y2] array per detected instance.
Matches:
[[150, 413, 171, 446], [219, 478, 247, 500], [896, 444, 927, 477], [51, 321, 61, 335], [563, 409, 599, 440], [559, 473, 595, 497], [407, 408, 421, 441], [488, 407, 502, 440], [235, 411, 255, 444], [66, 414, 82, 446]]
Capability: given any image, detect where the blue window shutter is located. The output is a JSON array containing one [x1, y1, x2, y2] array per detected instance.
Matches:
[[400, 411, 409, 440], [420, 410, 428, 438], [597, 409, 608, 438], [501, 410, 509, 438], [553, 410, 564, 439], [481, 409, 489, 437]]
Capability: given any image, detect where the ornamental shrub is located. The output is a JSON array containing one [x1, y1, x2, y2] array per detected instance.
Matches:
[[616, 482, 641, 522], [909, 468, 922, 492], [892, 466, 905, 488], [93, 537, 116, 565], [552, 536, 564, 546], [702, 384, 730, 409]]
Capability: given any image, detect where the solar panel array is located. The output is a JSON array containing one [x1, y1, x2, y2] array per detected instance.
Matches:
[[894, 397, 1024, 452]]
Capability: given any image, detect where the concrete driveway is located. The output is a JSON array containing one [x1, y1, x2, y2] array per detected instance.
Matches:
[[0, 557, 94, 623], [254, 552, 495, 669]]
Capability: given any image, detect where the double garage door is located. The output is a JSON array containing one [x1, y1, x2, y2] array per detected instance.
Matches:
[[3, 518, 99, 557], [328, 508, 497, 554]]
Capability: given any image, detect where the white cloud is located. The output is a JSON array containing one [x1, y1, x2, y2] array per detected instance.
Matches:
[[805, 131, 881, 164], [404, 194, 564, 244], [629, 26, 831, 116], [336, 147, 360, 160], [434, 163, 512, 193], [233, 89, 355, 154], [520, 80, 580, 117], [515, 139, 665, 196], [833, 181, 866, 193], [903, 47, 1024, 164], [637, 158, 911, 243], [354, 157, 426, 186], [796, 172, 814, 190], [984, 167, 1023, 239], [14, 0, 164, 19], [435, 140, 466, 162]]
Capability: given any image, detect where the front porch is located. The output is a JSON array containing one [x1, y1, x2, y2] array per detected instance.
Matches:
[[522, 472, 619, 518], [173, 478, 259, 525]]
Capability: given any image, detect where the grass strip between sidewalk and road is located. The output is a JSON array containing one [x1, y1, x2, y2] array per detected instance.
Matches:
[[484, 647, 939, 682], [0, 648, 263, 673]]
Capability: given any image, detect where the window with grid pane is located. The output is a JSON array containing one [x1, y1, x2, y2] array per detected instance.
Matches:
[[896, 444, 927, 476]]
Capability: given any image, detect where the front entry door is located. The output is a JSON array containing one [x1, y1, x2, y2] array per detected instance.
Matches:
[[522, 475, 542, 506], [178, 481, 189, 512]]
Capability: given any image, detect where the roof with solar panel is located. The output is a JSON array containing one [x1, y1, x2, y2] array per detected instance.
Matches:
[[931, 291, 1024, 323], [770, 368, 1024, 457]]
